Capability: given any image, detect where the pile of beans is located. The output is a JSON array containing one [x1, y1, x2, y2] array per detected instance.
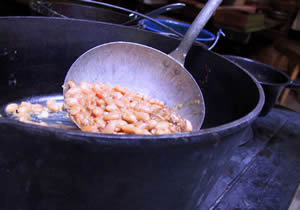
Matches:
[[64, 81, 193, 135], [5, 99, 63, 123]]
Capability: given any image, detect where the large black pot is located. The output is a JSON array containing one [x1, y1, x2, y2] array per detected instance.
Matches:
[[225, 55, 300, 116], [30, 0, 131, 24], [0, 17, 264, 210]]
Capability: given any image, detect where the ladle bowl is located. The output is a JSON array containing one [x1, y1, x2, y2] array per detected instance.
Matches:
[[64, 0, 223, 131], [63, 42, 205, 130]]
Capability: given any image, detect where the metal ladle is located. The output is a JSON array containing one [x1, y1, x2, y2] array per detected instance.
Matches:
[[64, 0, 223, 131]]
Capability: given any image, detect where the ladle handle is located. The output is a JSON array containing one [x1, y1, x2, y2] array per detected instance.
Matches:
[[169, 0, 223, 64], [287, 80, 300, 89], [123, 3, 186, 26]]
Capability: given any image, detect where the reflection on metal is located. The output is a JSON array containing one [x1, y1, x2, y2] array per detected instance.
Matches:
[[288, 183, 300, 210]]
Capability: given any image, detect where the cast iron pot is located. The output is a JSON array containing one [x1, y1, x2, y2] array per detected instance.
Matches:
[[0, 17, 264, 210], [30, 0, 135, 24], [30, 0, 209, 49], [225, 55, 300, 116], [30, 0, 180, 26]]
